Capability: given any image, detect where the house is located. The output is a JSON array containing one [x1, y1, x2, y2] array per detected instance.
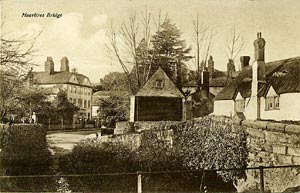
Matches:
[[130, 67, 189, 122], [32, 56, 93, 120], [214, 32, 300, 121]]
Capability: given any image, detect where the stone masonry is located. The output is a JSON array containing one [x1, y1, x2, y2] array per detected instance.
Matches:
[[236, 119, 300, 192]]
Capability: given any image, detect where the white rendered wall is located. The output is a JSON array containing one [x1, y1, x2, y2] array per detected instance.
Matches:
[[261, 93, 300, 121], [130, 96, 135, 122]]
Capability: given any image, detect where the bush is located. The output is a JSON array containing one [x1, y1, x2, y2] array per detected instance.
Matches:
[[58, 140, 134, 174], [0, 124, 53, 192], [174, 116, 248, 182], [55, 116, 246, 191], [0, 124, 52, 175]]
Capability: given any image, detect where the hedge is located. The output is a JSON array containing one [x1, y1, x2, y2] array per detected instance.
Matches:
[[0, 124, 53, 192]]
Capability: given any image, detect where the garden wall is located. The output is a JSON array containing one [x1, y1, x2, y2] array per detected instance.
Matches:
[[236, 119, 300, 192]]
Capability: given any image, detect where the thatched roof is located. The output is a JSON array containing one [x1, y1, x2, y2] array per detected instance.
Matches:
[[215, 56, 300, 100]]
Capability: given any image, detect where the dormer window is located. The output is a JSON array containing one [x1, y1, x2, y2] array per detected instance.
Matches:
[[266, 96, 280, 110], [155, 79, 164, 89], [235, 99, 245, 112], [234, 92, 245, 112]]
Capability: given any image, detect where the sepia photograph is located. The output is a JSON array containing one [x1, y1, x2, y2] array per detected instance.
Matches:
[[1, 0, 300, 192]]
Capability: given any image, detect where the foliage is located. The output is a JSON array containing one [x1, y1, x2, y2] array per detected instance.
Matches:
[[99, 72, 130, 92], [0, 124, 52, 175], [107, 14, 193, 94], [58, 141, 134, 174], [0, 70, 32, 123], [174, 116, 248, 182], [133, 130, 182, 172], [97, 95, 129, 128], [0, 30, 40, 123], [53, 90, 79, 125], [56, 177, 72, 193], [151, 18, 192, 83]]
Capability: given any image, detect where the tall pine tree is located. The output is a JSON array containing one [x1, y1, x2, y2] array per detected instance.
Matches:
[[150, 18, 192, 82]]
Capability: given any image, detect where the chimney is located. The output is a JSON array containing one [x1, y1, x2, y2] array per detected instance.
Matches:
[[240, 56, 250, 70], [45, 57, 54, 75], [254, 32, 266, 62], [60, 57, 69, 72], [245, 33, 266, 120], [227, 59, 236, 77], [71, 68, 77, 73], [254, 32, 266, 82], [208, 55, 214, 79]]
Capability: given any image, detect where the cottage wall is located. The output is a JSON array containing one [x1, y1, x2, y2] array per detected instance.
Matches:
[[213, 100, 235, 116], [260, 93, 300, 121]]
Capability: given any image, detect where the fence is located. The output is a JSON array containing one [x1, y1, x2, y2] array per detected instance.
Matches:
[[1, 165, 300, 192]]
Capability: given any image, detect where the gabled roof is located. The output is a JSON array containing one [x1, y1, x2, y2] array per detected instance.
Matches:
[[32, 71, 92, 88], [215, 56, 300, 100], [135, 67, 184, 98]]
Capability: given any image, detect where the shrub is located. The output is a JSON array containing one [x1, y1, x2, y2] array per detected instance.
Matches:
[[0, 124, 53, 192], [174, 116, 248, 182], [0, 124, 52, 175]]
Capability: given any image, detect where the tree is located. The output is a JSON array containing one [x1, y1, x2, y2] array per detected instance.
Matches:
[[0, 25, 41, 123], [97, 95, 129, 128], [53, 90, 79, 125], [100, 72, 131, 92], [192, 12, 214, 87], [151, 18, 192, 82], [225, 26, 244, 71]]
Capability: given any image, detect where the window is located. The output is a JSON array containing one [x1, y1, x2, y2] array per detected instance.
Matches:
[[235, 99, 245, 112], [78, 99, 83, 107], [84, 100, 87, 108], [155, 79, 164, 89], [73, 98, 76, 105], [69, 97, 72, 102], [266, 96, 280, 110], [88, 100, 90, 108]]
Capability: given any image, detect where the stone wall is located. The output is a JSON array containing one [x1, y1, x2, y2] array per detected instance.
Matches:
[[101, 126, 174, 151], [237, 119, 300, 192]]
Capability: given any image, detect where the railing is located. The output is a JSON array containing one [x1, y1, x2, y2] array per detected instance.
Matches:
[[1, 165, 300, 192]]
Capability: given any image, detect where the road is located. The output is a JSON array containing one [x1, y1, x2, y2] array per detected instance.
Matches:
[[47, 129, 99, 154]]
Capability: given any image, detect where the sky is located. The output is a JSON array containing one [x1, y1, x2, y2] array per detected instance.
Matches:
[[2, 0, 300, 83]]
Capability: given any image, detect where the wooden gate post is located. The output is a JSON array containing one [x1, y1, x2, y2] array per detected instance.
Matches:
[[259, 166, 264, 193], [137, 171, 142, 193]]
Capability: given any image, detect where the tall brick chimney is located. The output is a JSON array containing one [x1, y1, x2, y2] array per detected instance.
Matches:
[[240, 56, 250, 70], [254, 32, 266, 62], [254, 32, 266, 82], [60, 56, 69, 72], [245, 33, 266, 120], [45, 57, 54, 75], [208, 55, 214, 79]]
